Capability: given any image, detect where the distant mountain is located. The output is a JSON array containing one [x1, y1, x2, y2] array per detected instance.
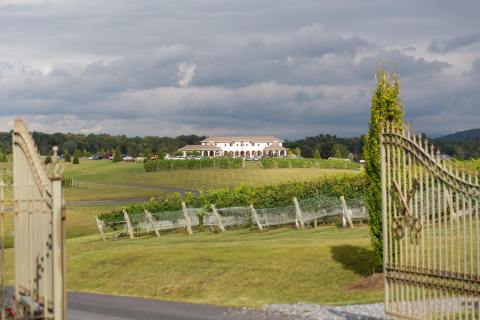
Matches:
[[437, 128, 480, 142]]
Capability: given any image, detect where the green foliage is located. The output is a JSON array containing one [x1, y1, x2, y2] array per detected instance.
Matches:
[[62, 177, 74, 188], [285, 134, 364, 159], [363, 68, 403, 266], [99, 174, 366, 227], [294, 147, 301, 157], [314, 149, 321, 159], [44, 156, 52, 164], [72, 150, 80, 165], [63, 140, 77, 154], [259, 158, 360, 170], [113, 148, 122, 163], [144, 158, 243, 171], [452, 159, 480, 174], [332, 144, 348, 158], [64, 150, 71, 162], [143, 147, 152, 160]]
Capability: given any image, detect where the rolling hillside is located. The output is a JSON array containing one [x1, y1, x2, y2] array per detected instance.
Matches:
[[437, 128, 480, 141]]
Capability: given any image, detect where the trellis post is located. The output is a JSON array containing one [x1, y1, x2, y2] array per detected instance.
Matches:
[[182, 202, 193, 235], [250, 204, 263, 231], [210, 204, 225, 232], [293, 197, 304, 229], [123, 209, 134, 239], [340, 196, 353, 228], [144, 210, 160, 237], [95, 215, 106, 241]]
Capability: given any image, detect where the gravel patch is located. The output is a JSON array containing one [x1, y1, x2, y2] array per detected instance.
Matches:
[[260, 303, 386, 320]]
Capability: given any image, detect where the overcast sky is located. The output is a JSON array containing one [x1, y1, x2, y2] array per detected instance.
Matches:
[[1, 0, 479, 138]]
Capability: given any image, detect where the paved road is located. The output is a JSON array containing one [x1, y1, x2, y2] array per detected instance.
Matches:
[[68, 292, 287, 320], [5, 289, 289, 320]]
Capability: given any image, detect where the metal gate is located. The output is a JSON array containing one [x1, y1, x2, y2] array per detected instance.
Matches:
[[12, 119, 66, 319], [381, 122, 479, 319]]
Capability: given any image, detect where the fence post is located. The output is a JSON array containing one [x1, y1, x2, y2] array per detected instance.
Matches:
[[95, 215, 106, 241], [144, 210, 160, 237], [340, 196, 354, 228], [293, 197, 304, 229], [250, 204, 263, 231], [210, 204, 225, 232], [123, 209, 134, 238], [182, 202, 193, 235], [0, 180, 5, 320]]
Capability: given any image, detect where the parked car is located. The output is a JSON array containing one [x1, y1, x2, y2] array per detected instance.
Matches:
[[123, 156, 134, 162], [88, 155, 99, 160]]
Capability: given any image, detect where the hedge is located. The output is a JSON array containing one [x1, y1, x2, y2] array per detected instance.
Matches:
[[259, 158, 361, 170], [99, 173, 366, 226], [144, 158, 243, 172]]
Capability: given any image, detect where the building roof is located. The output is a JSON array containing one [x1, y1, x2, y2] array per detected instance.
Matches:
[[178, 145, 222, 151], [201, 136, 282, 143], [264, 143, 288, 151]]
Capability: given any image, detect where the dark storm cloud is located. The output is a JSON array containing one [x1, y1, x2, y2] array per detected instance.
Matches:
[[0, 0, 478, 137], [429, 33, 480, 53]]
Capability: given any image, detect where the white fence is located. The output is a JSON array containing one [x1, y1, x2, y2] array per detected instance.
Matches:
[[96, 196, 368, 241]]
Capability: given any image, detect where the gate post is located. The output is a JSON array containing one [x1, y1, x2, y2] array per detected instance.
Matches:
[[50, 147, 67, 320], [380, 129, 389, 311]]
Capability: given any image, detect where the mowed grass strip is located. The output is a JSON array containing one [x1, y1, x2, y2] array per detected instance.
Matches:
[[3, 226, 382, 307], [64, 161, 361, 191], [64, 183, 162, 202]]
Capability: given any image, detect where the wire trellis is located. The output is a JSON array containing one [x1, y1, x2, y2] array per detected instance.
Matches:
[[95, 195, 368, 240]]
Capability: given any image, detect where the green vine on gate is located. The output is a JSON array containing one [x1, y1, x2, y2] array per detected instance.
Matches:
[[363, 66, 404, 266]]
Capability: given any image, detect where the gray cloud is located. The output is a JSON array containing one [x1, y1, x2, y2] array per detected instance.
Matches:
[[429, 33, 480, 53], [0, 0, 479, 138]]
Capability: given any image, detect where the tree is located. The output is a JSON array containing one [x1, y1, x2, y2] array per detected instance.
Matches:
[[113, 148, 122, 163], [63, 140, 77, 155], [363, 67, 404, 266], [313, 149, 321, 159], [332, 144, 348, 158], [72, 150, 80, 164], [294, 147, 301, 157], [64, 150, 71, 162], [143, 147, 152, 160]]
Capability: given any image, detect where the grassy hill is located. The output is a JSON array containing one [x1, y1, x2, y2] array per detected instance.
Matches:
[[3, 226, 382, 307]]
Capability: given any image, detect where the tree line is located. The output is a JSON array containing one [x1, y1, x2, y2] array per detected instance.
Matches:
[[0, 129, 477, 160]]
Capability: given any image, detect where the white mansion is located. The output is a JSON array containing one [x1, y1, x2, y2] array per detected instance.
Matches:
[[178, 136, 288, 157]]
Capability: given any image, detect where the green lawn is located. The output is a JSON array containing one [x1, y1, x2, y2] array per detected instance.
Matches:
[[64, 160, 360, 192], [3, 226, 383, 307]]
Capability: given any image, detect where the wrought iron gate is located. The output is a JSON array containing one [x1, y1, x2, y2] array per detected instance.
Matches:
[[381, 122, 479, 319], [12, 119, 66, 319]]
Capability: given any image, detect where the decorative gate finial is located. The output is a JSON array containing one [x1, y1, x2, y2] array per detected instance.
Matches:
[[47, 146, 64, 180]]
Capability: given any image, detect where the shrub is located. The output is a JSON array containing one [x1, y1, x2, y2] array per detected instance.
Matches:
[[72, 150, 80, 164], [64, 150, 71, 162], [113, 148, 122, 163], [144, 158, 243, 172], [44, 156, 52, 164], [259, 158, 360, 170]]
